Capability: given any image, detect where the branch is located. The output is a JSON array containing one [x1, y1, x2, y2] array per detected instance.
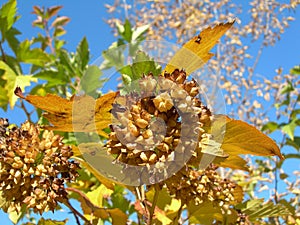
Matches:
[[0, 41, 7, 62], [148, 184, 159, 225], [62, 197, 92, 225]]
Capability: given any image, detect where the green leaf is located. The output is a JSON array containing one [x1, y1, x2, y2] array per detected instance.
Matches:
[[53, 26, 66, 37], [110, 186, 133, 213], [281, 81, 294, 95], [58, 49, 76, 75], [81, 65, 105, 97], [261, 121, 279, 133], [0, 61, 37, 108], [34, 69, 67, 87], [132, 24, 149, 41], [120, 51, 161, 81], [285, 136, 300, 150], [281, 118, 298, 140], [291, 109, 300, 120], [236, 199, 291, 222], [5, 27, 21, 54], [0, 0, 17, 32], [0, 85, 8, 110], [290, 65, 300, 75], [17, 40, 51, 66], [101, 42, 125, 70], [37, 218, 68, 225], [75, 37, 90, 72]]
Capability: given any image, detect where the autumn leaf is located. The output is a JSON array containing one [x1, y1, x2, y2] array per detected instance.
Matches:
[[204, 115, 283, 170], [221, 118, 283, 159], [14, 87, 117, 138], [165, 21, 234, 75], [66, 187, 127, 225]]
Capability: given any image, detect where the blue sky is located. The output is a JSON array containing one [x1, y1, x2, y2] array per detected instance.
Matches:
[[0, 0, 300, 224]]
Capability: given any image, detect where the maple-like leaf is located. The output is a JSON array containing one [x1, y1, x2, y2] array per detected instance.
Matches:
[[165, 21, 234, 74], [14, 87, 117, 138]]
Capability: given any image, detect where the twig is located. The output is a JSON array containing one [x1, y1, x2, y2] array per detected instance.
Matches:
[[0, 41, 7, 62], [148, 184, 159, 225], [62, 198, 92, 225], [64, 188, 96, 225], [20, 100, 33, 123]]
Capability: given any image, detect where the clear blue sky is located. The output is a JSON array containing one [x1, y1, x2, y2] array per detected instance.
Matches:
[[0, 0, 300, 224]]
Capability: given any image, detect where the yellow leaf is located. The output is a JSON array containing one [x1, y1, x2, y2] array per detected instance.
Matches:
[[187, 201, 223, 225], [155, 208, 173, 225], [213, 155, 249, 171], [72, 146, 115, 190], [15, 87, 117, 138], [207, 115, 283, 161], [67, 187, 127, 224], [221, 119, 284, 159], [165, 21, 234, 74]]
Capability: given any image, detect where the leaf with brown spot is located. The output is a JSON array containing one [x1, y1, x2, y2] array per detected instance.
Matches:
[[165, 21, 234, 75], [15, 87, 117, 137]]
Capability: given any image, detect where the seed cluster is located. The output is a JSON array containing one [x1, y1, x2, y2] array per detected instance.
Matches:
[[0, 118, 79, 214], [163, 165, 238, 206], [106, 69, 212, 183]]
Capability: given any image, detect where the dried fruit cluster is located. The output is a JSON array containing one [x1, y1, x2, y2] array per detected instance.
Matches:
[[106, 69, 212, 183], [0, 118, 79, 214], [163, 165, 239, 206]]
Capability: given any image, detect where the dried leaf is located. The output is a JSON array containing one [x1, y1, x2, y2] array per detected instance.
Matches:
[[14, 87, 117, 137], [165, 21, 234, 74]]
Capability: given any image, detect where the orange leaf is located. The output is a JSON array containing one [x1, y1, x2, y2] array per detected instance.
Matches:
[[222, 119, 283, 159], [210, 115, 283, 160], [15, 87, 117, 138], [214, 155, 249, 171], [165, 21, 234, 75]]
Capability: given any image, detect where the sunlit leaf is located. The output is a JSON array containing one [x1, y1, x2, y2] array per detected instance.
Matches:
[[68, 187, 127, 224], [290, 65, 300, 75], [187, 201, 223, 225], [75, 37, 89, 72], [132, 24, 149, 41], [72, 156, 115, 190], [81, 65, 105, 97], [281, 118, 298, 141], [53, 26, 66, 37], [15, 88, 117, 137], [261, 121, 279, 133], [37, 218, 68, 225], [285, 136, 300, 151], [214, 155, 249, 171], [47, 6, 63, 19], [213, 115, 284, 159], [0, 61, 37, 109], [51, 16, 70, 28], [280, 81, 294, 94], [17, 40, 51, 66], [0, 0, 17, 32], [165, 21, 234, 74], [235, 199, 291, 222]]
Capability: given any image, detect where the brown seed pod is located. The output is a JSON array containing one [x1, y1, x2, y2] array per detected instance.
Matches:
[[0, 119, 79, 214]]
